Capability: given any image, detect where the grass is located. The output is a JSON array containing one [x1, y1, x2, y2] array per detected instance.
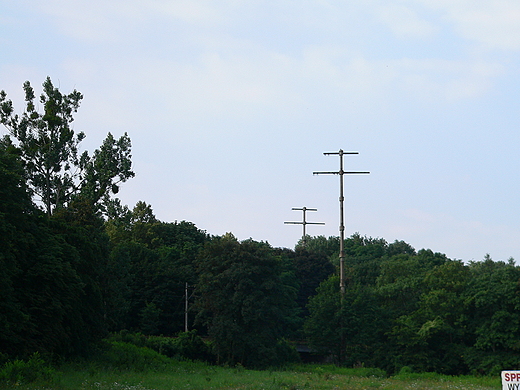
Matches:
[[1, 361, 501, 390]]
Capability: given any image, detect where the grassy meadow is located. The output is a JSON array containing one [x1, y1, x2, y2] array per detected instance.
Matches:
[[2, 361, 501, 390]]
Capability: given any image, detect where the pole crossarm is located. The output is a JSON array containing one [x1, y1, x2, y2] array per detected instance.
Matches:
[[284, 221, 325, 225], [313, 149, 369, 296], [284, 207, 324, 245], [314, 171, 370, 175]]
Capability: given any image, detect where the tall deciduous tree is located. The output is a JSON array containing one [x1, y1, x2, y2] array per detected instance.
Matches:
[[0, 135, 107, 358], [103, 202, 209, 335], [0, 136, 31, 356], [463, 257, 520, 374], [195, 234, 300, 368], [78, 131, 134, 210], [388, 260, 470, 374], [0, 77, 134, 216]]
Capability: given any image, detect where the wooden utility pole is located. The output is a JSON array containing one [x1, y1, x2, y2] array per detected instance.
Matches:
[[285, 207, 324, 246], [185, 283, 193, 332], [313, 149, 369, 296]]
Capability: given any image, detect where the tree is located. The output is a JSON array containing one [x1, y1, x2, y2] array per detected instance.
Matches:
[[0, 140, 102, 357], [49, 206, 111, 354], [387, 260, 470, 374], [0, 78, 83, 215], [0, 77, 134, 216], [463, 257, 520, 374], [78, 131, 134, 211], [0, 136, 31, 356], [305, 277, 389, 366], [290, 247, 335, 317], [195, 234, 300, 368], [104, 197, 133, 244], [387, 240, 416, 257], [304, 276, 343, 362], [298, 235, 340, 261], [129, 201, 159, 246], [304, 239, 452, 371], [103, 201, 209, 335]]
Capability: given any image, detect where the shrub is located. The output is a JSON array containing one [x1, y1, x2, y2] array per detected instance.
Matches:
[[145, 336, 178, 358], [392, 366, 451, 381], [109, 330, 148, 347], [349, 366, 387, 378], [236, 338, 301, 370], [170, 330, 214, 362], [304, 365, 386, 378], [463, 349, 520, 376], [98, 341, 171, 371], [273, 339, 301, 367], [0, 352, 56, 385], [110, 330, 215, 363]]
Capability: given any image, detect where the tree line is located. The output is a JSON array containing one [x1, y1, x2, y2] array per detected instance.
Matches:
[[1, 78, 519, 374], [304, 236, 520, 375]]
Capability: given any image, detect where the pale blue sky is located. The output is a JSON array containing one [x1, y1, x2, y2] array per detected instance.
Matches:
[[2, 0, 520, 262]]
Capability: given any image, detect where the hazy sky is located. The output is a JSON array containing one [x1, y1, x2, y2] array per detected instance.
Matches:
[[2, 0, 520, 262]]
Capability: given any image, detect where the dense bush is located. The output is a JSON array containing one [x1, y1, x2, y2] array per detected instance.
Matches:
[[97, 341, 171, 371], [147, 331, 214, 363], [273, 339, 301, 367], [107, 330, 214, 363], [0, 352, 57, 385], [108, 330, 149, 348]]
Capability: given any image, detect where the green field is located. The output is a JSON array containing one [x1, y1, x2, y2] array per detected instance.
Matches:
[[2, 362, 501, 390]]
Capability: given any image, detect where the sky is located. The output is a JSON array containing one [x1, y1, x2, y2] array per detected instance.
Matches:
[[1, 0, 520, 262]]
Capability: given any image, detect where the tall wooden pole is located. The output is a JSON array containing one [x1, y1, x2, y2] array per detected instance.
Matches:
[[314, 149, 369, 364], [185, 282, 189, 332], [313, 149, 369, 296], [285, 207, 324, 246]]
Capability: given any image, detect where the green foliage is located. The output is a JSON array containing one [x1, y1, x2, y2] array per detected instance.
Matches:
[[139, 302, 162, 336], [107, 239, 194, 335], [272, 339, 301, 367], [169, 331, 213, 362], [296, 235, 340, 259], [305, 275, 388, 366], [0, 136, 31, 356], [462, 258, 520, 374], [304, 276, 343, 360], [0, 77, 134, 217], [108, 331, 149, 347], [0, 80, 128, 360], [376, 254, 432, 316], [55, 362, 500, 390], [107, 331, 214, 363], [292, 364, 387, 378], [97, 341, 171, 371], [195, 234, 300, 368], [388, 260, 470, 374], [4, 90, 520, 378], [0, 352, 57, 385], [303, 236, 520, 375], [78, 132, 134, 211], [0, 77, 84, 216], [0, 188, 106, 358], [103, 203, 208, 335], [290, 247, 335, 318], [392, 365, 454, 381]]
